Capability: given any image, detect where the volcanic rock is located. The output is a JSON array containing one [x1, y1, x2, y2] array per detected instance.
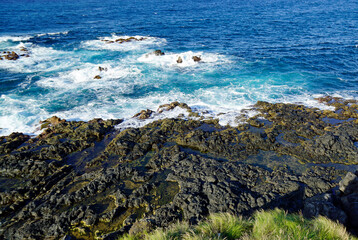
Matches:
[[192, 56, 201, 62], [133, 109, 154, 119], [153, 50, 165, 56], [1, 99, 358, 239], [2, 51, 19, 60]]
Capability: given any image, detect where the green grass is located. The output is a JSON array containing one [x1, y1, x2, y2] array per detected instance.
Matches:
[[119, 208, 357, 240]]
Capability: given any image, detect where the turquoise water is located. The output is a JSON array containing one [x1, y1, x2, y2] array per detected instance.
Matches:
[[0, 0, 357, 135]]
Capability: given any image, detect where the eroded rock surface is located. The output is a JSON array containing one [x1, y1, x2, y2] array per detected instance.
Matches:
[[1, 99, 358, 239]]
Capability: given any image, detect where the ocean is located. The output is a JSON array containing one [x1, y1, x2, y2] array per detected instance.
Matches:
[[0, 0, 357, 135]]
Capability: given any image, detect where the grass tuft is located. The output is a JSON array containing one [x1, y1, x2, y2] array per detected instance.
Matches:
[[118, 208, 357, 240], [252, 208, 313, 240], [313, 216, 352, 240], [193, 212, 251, 239]]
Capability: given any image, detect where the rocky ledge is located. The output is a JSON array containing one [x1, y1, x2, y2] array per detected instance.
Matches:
[[1, 97, 358, 239]]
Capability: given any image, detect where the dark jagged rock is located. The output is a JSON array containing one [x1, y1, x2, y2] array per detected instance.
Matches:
[[339, 172, 358, 195], [102, 37, 146, 44], [177, 56, 183, 63], [1, 99, 358, 239], [0, 132, 30, 154], [94, 75, 102, 79], [153, 50, 165, 56], [338, 171, 358, 229], [1, 47, 31, 60], [1, 51, 19, 60], [303, 193, 347, 224], [192, 56, 201, 62], [40, 116, 66, 129], [133, 109, 154, 120], [158, 101, 191, 112]]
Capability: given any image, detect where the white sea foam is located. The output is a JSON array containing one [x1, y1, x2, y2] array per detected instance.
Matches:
[[0, 95, 47, 136], [1, 87, 355, 137], [0, 35, 354, 136], [81, 35, 166, 51], [0, 43, 71, 73], [36, 63, 142, 90], [112, 88, 342, 132], [0, 31, 69, 42], [0, 35, 32, 43], [137, 51, 230, 69], [36, 31, 69, 37], [116, 106, 193, 130], [0, 54, 351, 136]]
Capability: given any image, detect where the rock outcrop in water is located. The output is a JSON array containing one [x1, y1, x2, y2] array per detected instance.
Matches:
[[0, 47, 30, 61], [192, 55, 201, 62], [153, 50, 165, 56], [0, 51, 19, 61], [177, 56, 183, 63], [101, 37, 146, 44], [0, 98, 358, 239]]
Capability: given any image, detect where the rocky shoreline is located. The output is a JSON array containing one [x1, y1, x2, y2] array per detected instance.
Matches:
[[1, 97, 358, 239]]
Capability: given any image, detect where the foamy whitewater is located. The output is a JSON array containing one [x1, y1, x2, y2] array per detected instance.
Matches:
[[0, 0, 357, 135]]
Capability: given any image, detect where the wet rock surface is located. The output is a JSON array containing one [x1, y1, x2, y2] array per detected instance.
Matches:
[[192, 55, 201, 62], [0, 47, 30, 60], [101, 37, 146, 44], [0, 51, 19, 60], [153, 50, 165, 56], [1, 99, 358, 239]]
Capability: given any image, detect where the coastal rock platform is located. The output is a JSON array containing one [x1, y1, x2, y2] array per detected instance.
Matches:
[[1, 98, 358, 239]]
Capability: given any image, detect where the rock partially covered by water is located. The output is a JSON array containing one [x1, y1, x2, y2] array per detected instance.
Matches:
[[158, 101, 191, 112], [192, 56, 201, 62], [115, 36, 146, 43], [98, 66, 107, 71], [40, 116, 66, 129], [153, 50, 165, 56], [102, 36, 146, 44], [133, 109, 154, 119], [1, 47, 30, 60], [1, 51, 19, 60]]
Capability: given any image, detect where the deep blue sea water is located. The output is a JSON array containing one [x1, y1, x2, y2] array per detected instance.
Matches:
[[0, 0, 357, 135]]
